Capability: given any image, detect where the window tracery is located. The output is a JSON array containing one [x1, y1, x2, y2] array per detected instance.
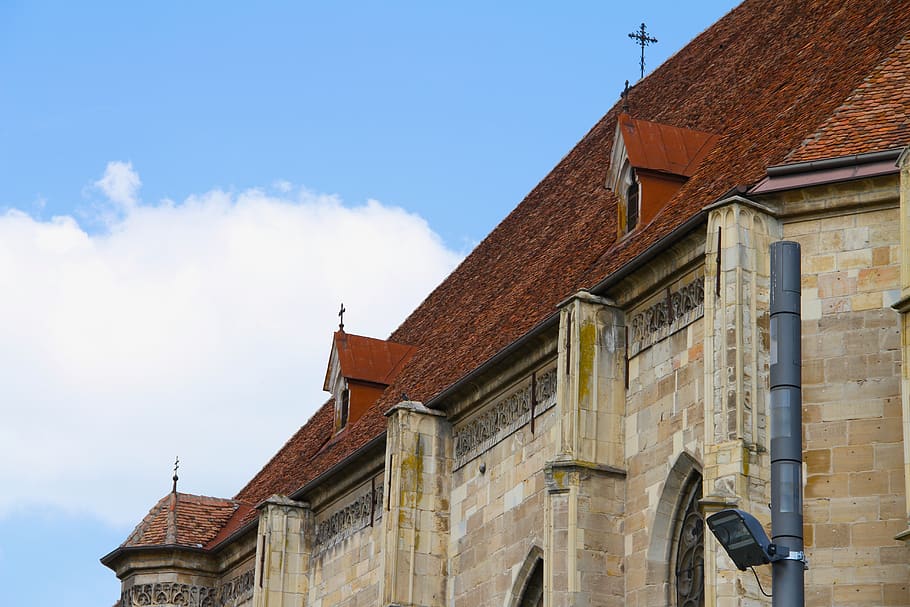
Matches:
[[674, 479, 704, 607]]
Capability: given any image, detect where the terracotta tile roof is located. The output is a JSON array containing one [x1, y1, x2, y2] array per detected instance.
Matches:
[[233, 0, 910, 519], [204, 501, 259, 549], [787, 35, 910, 162], [125, 0, 910, 550], [583, 0, 910, 282], [121, 492, 248, 549], [323, 331, 416, 389]]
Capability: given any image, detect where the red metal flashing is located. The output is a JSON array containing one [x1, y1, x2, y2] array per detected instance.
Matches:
[[323, 332, 416, 390], [618, 114, 719, 177], [750, 154, 900, 194]]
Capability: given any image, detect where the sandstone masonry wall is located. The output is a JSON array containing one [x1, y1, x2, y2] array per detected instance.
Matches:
[[623, 274, 706, 607], [786, 206, 909, 607]]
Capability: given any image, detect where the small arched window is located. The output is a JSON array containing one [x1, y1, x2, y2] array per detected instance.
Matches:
[[621, 161, 639, 233], [339, 388, 350, 429]]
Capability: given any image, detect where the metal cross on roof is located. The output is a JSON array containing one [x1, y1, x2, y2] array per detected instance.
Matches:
[[338, 302, 346, 332], [629, 22, 658, 80]]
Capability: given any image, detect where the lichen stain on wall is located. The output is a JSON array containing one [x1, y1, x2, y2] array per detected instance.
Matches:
[[398, 434, 424, 522], [578, 320, 597, 404]]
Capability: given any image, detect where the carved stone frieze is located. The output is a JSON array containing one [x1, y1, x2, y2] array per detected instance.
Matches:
[[217, 569, 254, 607], [628, 276, 704, 356], [123, 583, 216, 607], [314, 481, 384, 552], [453, 366, 557, 469]]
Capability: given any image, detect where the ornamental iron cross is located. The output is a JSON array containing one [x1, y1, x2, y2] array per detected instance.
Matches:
[[629, 22, 658, 80], [338, 303, 346, 332]]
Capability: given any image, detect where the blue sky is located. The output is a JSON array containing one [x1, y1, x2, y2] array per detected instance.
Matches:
[[0, 2, 737, 605]]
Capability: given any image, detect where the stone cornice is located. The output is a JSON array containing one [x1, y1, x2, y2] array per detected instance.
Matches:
[[100, 544, 218, 579], [544, 458, 626, 493], [891, 293, 910, 313], [703, 194, 778, 217]]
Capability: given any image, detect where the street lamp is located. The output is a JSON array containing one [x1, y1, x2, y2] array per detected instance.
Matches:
[[706, 509, 772, 571], [706, 242, 807, 607]]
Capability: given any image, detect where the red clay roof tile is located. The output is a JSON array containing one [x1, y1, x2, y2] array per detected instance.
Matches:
[[233, 0, 910, 534], [121, 492, 247, 549], [787, 35, 910, 162], [124, 0, 910, 551]]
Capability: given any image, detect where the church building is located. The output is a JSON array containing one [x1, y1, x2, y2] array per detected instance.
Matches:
[[102, 0, 910, 605]]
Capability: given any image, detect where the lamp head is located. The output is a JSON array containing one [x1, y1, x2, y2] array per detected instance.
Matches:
[[706, 509, 772, 570]]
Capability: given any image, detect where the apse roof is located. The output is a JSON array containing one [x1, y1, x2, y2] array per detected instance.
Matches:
[[118, 492, 252, 550]]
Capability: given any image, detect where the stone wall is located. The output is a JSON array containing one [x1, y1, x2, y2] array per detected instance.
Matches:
[[786, 206, 909, 606], [622, 269, 706, 607], [310, 521, 383, 607], [448, 395, 554, 605]]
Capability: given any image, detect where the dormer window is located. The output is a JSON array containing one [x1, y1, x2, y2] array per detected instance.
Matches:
[[622, 161, 640, 233], [607, 113, 719, 237], [323, 330, 417, 433], [339, 388, 350, 429]]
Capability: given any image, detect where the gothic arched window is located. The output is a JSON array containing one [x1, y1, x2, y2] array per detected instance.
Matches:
[[510, 548, 544, 607], [674, 478, 704, 607], [517, 559, 543, 607]]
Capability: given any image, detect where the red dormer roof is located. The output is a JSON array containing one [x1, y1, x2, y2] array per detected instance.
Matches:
[[618, 113, 719, 177], [323, 331, 416, 390]]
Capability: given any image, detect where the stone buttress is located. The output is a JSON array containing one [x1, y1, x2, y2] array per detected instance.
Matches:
[[702, 197, 780, 605], [252, 496, 313, 607], [893, 148, 910, 543], [545, 292, 626, 607], [381, 400, 453, 607]]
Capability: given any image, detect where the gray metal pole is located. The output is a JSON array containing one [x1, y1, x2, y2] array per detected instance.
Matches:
[[769, 241, 805, 607]]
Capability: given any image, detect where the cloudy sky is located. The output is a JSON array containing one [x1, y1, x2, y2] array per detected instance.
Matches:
[[0, 2, 737, 604]]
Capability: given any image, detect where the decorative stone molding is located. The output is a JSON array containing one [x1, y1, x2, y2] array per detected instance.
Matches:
[[217, 569, 254, 607], [313, 481, 384, 552], [453, 366, 557, 469], [123, 583, 216, 607], [628, 276, 704, 356], [543, 458, 626, 494]]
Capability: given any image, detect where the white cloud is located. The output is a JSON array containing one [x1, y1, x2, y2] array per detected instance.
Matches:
[[0, 164, 462, 526], [94, 161, 142, 209]]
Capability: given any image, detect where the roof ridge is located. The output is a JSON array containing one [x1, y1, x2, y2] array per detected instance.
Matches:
[[121, 493, 171, 547], [173, 491, 243, 504]]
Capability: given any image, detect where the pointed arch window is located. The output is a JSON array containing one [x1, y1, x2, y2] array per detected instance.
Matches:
[[673, 478, 704, 607], [510, 548, 544, 607], [517, 559, 543, 607]]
